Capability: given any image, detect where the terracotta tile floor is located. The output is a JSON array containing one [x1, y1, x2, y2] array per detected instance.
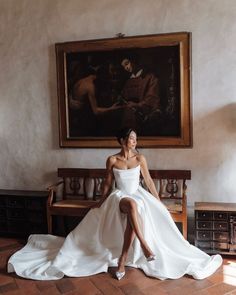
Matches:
[[0, 237, 236, 294]]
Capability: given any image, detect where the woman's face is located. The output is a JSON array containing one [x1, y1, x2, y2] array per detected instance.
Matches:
[[125, 131, 137, 149]]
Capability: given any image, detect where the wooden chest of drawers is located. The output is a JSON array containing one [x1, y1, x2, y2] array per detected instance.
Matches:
[[195, 202, 236, 255], [0, 189, 48, 237]]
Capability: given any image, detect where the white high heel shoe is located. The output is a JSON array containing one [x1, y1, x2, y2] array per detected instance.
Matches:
[[115, 271, 126, 280]]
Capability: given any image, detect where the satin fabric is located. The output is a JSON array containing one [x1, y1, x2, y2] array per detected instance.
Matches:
[[8, 165, 222, 280]]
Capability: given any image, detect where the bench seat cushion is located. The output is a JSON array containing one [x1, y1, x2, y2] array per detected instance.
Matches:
[[52, 200, 96, 208], [49, 200, 97, 216], [52, 200, 182, 212], [165, 203, 182, 213]]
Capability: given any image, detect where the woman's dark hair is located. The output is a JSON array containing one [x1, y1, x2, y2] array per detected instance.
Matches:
[[116, 127, 137, 145]]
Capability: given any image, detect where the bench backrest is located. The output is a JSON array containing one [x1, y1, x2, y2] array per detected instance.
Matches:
[[57, 168, 191, 201], [149, 169, 191, 200], [58, 168, 107, 200]]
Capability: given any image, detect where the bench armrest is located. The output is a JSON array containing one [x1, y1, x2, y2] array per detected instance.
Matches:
[[47, 189, 55, 207], [47, 181, 64, 206], [46, 180, 64, 192]]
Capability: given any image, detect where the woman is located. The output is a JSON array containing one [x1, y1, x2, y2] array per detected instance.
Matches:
[[8, 128, 222, 281], [93, 127, 158, 279]]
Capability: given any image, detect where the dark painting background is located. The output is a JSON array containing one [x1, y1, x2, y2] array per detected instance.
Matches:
[[66, 45, 180, 138]]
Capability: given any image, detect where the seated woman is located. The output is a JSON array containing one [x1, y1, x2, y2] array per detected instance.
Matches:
[[7, 128, 222, 281]]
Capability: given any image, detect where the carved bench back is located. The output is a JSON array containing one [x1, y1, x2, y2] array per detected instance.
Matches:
[[148, 170, 191, 199], [58, 168, 107, 201], [57, 168, 191, 201]]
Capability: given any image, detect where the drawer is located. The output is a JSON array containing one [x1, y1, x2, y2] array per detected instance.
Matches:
[[29, 222, 47, 234], [213, 242, 229, 250], [26, 198, 45, 210], [229, 244, 236, 252], [7, 197, 25, 208], [0, 220, 7, 232], [196, 241, 212, 249], [213, 231, 229, 242], [7, 208, 26, 220], [0, 197, 6, 207], [0, 208, 6, 219], [7, 220, 28, 233], [28, 211, 46, 222], [196, 211, 213, 220], [196, 231, 212, 241], [213, 212, 228, 221], [213, 221, 228, 231], [196, 221, 212, 230]]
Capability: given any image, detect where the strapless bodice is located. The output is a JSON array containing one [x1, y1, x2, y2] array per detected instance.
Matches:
[[113, 165, 140, 195]]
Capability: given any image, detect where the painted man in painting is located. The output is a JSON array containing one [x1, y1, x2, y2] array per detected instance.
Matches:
[[120, 56, 161, 135], [69, 62, 122, 137]]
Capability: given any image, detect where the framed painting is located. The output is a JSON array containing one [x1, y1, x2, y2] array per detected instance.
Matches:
[[55, 32, 192, 148]]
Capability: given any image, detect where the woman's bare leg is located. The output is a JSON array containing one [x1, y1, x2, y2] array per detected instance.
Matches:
[[119, 198, 154, 265], [117, 218, 135, 273]]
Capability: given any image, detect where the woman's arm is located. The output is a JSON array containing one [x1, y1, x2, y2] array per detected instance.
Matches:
[[92, 156, 115, 208], [139, 155, 160, 200]]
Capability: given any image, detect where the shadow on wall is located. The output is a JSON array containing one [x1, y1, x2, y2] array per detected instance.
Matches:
[[192, 102, 236, 203], [42, 171, 58, 188], [48, 44, 60, 150]]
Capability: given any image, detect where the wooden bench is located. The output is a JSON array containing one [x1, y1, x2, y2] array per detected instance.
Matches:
[[47, 168, 191, 239]]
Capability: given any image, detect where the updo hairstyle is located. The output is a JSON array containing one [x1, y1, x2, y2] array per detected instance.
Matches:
[[116, 127, 137, 145]]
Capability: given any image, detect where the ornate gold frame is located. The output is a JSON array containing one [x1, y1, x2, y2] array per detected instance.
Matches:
[[56, 32, 192, 148]]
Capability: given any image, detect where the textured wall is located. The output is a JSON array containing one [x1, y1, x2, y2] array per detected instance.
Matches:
[[0, 0, 235, 207]]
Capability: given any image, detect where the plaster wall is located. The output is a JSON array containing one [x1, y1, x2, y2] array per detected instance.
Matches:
[[0, 0, 236, 207]]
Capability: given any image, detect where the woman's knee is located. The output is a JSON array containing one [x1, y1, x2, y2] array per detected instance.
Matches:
[[120, 198, 137, 214], [126, 199, 137, 213]]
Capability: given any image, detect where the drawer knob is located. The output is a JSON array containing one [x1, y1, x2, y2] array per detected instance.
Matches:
[[203, 224, 206, 227], [203, 234, 206, 237], [219, 214, 222, 218], [203, 213, 206, 217]]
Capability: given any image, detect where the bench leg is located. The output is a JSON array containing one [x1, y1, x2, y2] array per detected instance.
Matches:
[[182, 220, 187, 240], [47, 212, 52, 234]]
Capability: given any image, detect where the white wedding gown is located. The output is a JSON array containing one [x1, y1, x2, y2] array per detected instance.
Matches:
[[8, 165, 222, 280]]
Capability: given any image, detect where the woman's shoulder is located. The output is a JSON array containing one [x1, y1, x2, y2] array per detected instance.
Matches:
[[136, 153, 146, 162], [136, 153, 148, 168], [106, 154, 118, 166]]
